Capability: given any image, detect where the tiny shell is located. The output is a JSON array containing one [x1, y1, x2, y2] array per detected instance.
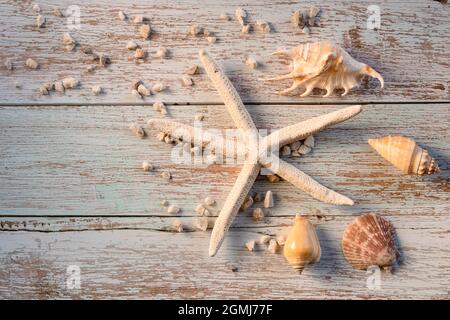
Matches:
[[235, 7, 247, 26], [368, 135, 439, 175], [245, 56, 258, 69], [135, 48, 146, 60], [203, 196, 216, 206], [62, 77, 79, 89], [167, 204, 180, 214], [91, 85, 102, 95], [276, 235, 287, 246], [126, 40, 138, 50], [142, 161, 153, 171], [53, 7, 64, 17], [304, 135, 315, 148], [152, 82, 165, 92], [256, 20, 270, 33], [63, 33, 76, 45], [263, 190, 274, 208], [130, 123, 145, 138], [161, 171, 171, 180], [252, 208, 264, 221], [241, 24, 250, 33], [194, 114, 204, 121], [184, 64, 199, 75], [118, 10, 127, 21], [189, 24, 202, 35], [195, 217, 209, 231], [137, 84, 151, 96], [161, 199, 169, 207], [281, 145, 291, 156], [268, 239, 279, 254], [263, 41, 384, 97], [36, 14, 46, 28], [240, 195, 253, 211], [171, 219, 183, 233], [133, 15, 144, 24], [206, 36, 217, 44], [258, 235, 271, 245], [25, 58, 38, 69], [342, 214, 399, 270], [266, 174, 280, 183], [154, 47, 167, 58], [245, 240, 255, 252], [298, 144, 311, 155]]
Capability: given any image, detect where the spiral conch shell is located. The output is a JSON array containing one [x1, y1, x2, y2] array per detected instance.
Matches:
[[283, 215, 321, 273], [342, 214, 399, 270], [263, 41, 384, 97], [368, 135, 439, 175]]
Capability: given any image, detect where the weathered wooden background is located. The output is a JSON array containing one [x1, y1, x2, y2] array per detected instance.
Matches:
[[0, 0, 449, 299]]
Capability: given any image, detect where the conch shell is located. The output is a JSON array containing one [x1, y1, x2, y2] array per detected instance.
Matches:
[[262, 41, 384, 97], [368, 135, 439, 175], [283, 215, 321, 273], [342, 214, 399, 270]]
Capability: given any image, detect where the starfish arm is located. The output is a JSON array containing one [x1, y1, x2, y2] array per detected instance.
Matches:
[[199, 49, 256, 132], [264, 158, 354, 205], [209, 162, 261, 257], [264, 105, 362, 149]]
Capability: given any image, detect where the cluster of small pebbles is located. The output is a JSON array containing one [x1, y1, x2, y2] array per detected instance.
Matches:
[[234, 7, 271, 34], [240, 190, 274, 223], [245, 234, 286, 254], [188, 24, 217, 45], [39, 77, 80, 95], [130, 80, 166, 99], [193, 196, 216, 231], [291, 6, 322, 34]]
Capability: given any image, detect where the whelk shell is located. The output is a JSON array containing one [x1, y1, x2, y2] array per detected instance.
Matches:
[[342, 214, 400, 270], [262, 41, 384, 97]]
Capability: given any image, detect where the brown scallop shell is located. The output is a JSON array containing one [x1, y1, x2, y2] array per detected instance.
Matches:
[[342, 214, 399, 270]]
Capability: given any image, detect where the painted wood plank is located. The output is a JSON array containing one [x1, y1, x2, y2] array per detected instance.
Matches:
[[0, 104, 448, 217], [0, 215, 448, 299], [0, 0, 448, 104]]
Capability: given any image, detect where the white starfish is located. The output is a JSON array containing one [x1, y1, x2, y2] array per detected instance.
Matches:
[[147, 49, 362, 257]]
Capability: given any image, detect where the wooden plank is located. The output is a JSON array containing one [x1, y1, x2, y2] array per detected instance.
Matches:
[[0, 215, 448, 299], [0, 104, 448, 217], [0, 0, 448, 104]]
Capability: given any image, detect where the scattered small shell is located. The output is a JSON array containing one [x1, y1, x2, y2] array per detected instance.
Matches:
[[39, 85, 49, 95], [131, 80, 142, 90], [304, 135, 315, 148], [167, 204, 180, 214], [203, 196, 216, 206], [133, 15, 144, 24], [130, 123, 146, 138], [240, 195, 253, 211], [153, 101, 167, 115], [184, 64, 199, 75], [63, 33, 76, 45], [193, 114, 204, 122], [268, 239, 279, 254], [152, 82, 165, 92], [252, 208, 264, 221], [171, 219, 183, 233], [142, 161, 153, 171], [32, 3, 41, 13], [126, 40, 138, 50], [131, 89, 142, 99], [118, 10, 127, 21], [245, 56, 258, 69], [91, 85, 103, 95], [298, 144, 312, 155], [62, 77, 79, 89], [189, 24, 202, 36], [139, 24, 151, 39], [258, 235, 271, 245], [161, 199, 169, 207], [235, 7, 247, 26], [52, 7, 64, 17], [241, 24, 250, 33], [154, 47, 167, 59], [182, 75, 194, 86], [164, 135, 172, 144], [290, 141, 301, 151], [36, 14, 46, 28], [266, 174, 280, 183], [206, 36, 217, 44], [4, 59, 13, 71], [256, 20, 270, 33], [135, 48, 146, 60], [195, 217, 209, 231], [263, 190, 274, 208], [137, 84, 151, 96], [276, 235, 286, 246], [281, 145, 291, 156], [195, 204, 210, 216], [156, 132, 166, 141], [219, 13, 230, 21], [54, 81, 65, 93], [245, 240, 255, 252], [25, 58, 38, 69], [291, 150, 301, 157], [161, 171, 171, 180]]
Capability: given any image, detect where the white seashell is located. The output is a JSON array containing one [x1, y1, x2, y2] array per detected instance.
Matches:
[[152, 82, 165, 92], [263, 41, 384, 97], [62, 77, 79, 89], [137, 84, 151, 96], [167, 204, 180, 214], [142, 161, 153, 171], [126, 40, 138, 50], [263, 190, 274, 208]]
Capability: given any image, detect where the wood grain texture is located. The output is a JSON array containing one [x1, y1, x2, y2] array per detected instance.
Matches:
[[0, 215, 448, 299], [0, 104, 448, 217], [0, 0, 448, 104]]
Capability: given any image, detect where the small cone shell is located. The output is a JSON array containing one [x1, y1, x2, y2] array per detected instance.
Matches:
[[342, 214, 399, 270], [283, 215, 321, 273], [368, 135, 439, 176]]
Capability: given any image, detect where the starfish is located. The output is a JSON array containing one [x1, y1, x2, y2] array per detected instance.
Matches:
[[147, 49, 362, 257]]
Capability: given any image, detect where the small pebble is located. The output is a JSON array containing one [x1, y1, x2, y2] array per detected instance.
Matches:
[[240, 195, 253, 211], [161, 199, 169, 207], [142, 161, 153, 171], [36, 14, 46, 28], [32, 3, 41, 13], [126, 40, 138, 50], [252, 208, 264, 221], [189, 24, 201, 35], [164, 135, 172, 144], [154, 47, 167, 58], [62, 77, 79, 89], [245, 56, 258, 69], [206, 36, 217, 44], [167, 204, 180, 214], [182, 75, 194, 86], [258, 235, 271, 245], [203, 196, 216, 206], [171, 220, 183, 233], [268, 239, 279, 253], [91, 85, 103, 95], [194, 217, 209, 231], [184, 64, 198, 75], [135, 48, 146, 60], [152, 82, 165, 92], [241, 24, 250, 33], [256, 20, 271, 33], [276, 235, 286, 246], [133, 15, 144, 24], [245, 240, 255, 252], [98, 53, 111, 67], [52, 7, 64, 17], [263, 190, 274, 208], [253, 192, 262, 202], [304, 135, 315, 148], [118, 10, 127, 21], [298, 144, 312, 155], [130, 123, 145, 138], [25, 58, 38, 69], [291, 150, 301, 157], [161, 171, 171, 180], [63, 33, 76, 45], [266, 174, 280, 183]]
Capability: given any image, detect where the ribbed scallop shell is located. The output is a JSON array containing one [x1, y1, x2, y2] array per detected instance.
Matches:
[[342, 214, 399, 270], [368, 135, 439, 175], [262, 41, 384, 97]]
